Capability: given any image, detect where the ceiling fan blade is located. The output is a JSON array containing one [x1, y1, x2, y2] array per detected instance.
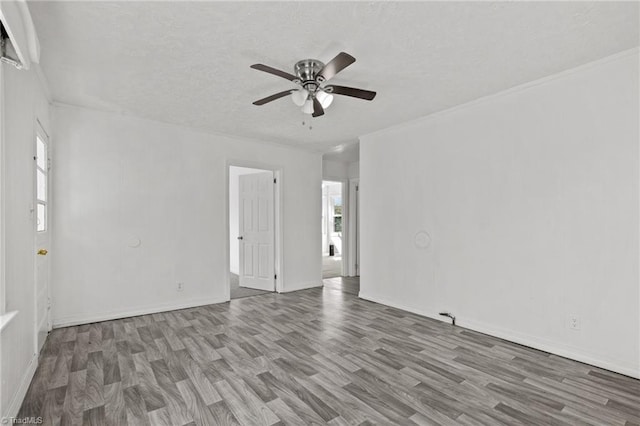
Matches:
[[250, 64, 297, 81], [325, 85, 376, 101], [312, 97, 325, 117], [252, 90, 294, 106], [316, 52, 356, 82]]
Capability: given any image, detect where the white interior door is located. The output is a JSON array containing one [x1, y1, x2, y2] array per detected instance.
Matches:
[[238, 172, 274, 291], [34, 129, 51, 352]]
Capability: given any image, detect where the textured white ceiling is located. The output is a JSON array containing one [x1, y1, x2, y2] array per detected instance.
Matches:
[[29, 1, 638, 152]]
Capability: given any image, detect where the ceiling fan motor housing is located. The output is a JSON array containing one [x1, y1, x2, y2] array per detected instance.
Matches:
[[295, 59, 325, 91]]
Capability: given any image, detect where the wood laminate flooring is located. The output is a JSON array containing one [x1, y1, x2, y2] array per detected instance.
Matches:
[[322, 276, 360, 296], [18, 283, 640, 425], [230, 273, 271, 299]]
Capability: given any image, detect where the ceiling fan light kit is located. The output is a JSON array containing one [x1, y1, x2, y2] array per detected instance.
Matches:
[[251, 52, 377, 118]]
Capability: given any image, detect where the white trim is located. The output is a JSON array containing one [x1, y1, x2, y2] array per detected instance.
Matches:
[[363, 47, 640, 141], [0, 60, 5, 315], [52, 296, 226, 328], [358, 292, 640, 379], [3, 353, 37, 420], [225, 160, 284, 295], [348, 178, 359, 277]]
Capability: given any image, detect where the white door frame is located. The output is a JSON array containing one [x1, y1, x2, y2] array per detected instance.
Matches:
[[34, 119, 52, 352], [225, 160, 283, 297], [322, 178, 349, 277], [348, 178, 359, 277]]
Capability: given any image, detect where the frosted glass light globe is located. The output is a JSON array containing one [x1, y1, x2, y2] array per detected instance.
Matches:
[[301, 99, 314, 114], [291, 89, 308, 107], [316, 90, 334, 108]]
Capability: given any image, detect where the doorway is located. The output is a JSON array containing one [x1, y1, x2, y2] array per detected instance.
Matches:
[[228, 165, 277, 299], [322, 180, 343, 278], [34, 123, 51, 351]]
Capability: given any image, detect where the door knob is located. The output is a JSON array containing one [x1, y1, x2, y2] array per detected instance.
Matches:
[[37, 249, 48, 256], [237, 236, 243, 240]]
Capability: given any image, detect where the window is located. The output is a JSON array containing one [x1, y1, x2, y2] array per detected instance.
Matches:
[[35, 135, 48, 232], [332, 196, 342, 233]]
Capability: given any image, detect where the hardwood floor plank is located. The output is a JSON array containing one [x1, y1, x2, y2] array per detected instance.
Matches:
[[82, 405, 105, 426], [104, 382, 126, 426], [60, 370, 86, 426], [150, 359, 194, 426], [259, 368, 339, 422], [123, 385, 150, 426], [147, 406, 173, 426], [41, 385, 66, 426], [84, 351, 104, 410], [132, 353, 166, 412], [209, 400, 241, 426], [265, 397, 309, 426], [176, 379, 219, 426], [214, 378, 280, 426], [116, 340, 138, 388], [102, 339, 121, 386], [176, 349, 222, 405]]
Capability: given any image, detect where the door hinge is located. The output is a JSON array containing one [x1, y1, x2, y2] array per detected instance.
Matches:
[[274, 274, 277, 280], [356, 185, 359, 191], [273, 178, 277, 184]]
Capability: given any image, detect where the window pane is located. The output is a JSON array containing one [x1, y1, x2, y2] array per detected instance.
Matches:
[[37, 169, 46, 202], [36, 137, 46, 170], [334, 216, 342, 233], [37, 203, 46, 232]]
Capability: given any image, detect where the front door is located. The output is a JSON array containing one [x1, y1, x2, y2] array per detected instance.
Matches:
[[238, 172, 274, 291], [34, 128, 51, 352]]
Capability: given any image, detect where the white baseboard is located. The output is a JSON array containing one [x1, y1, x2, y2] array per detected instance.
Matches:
[[4, 353, 38, 420], [358, 292, 640, 379], [52, 296, 227, 328]]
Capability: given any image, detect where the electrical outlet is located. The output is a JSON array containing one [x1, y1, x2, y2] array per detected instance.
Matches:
[[568, 315, 580, 331], [177, 282, 184, 292]]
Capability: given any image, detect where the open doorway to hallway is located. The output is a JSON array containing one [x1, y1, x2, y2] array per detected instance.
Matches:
[[322, 180, 343, 278], [322, 142, 361, 295], [229, 166, 276, 299]]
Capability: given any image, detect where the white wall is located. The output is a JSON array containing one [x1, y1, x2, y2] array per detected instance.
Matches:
[[322, 159, 359, 181], [0, 63, 51, 417], [322, 159, 348, 180], [229, 166, 271, 275], [360, 49, 639, 377], [348, 161, 359, 179], [51, 105, 322, 327]]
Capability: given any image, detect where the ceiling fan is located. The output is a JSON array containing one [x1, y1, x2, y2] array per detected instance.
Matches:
[[250, 52, 377, 118]]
